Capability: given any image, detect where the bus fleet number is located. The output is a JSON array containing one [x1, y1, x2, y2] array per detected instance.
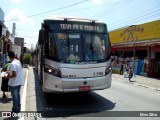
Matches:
[[94, 72, 103, 76]]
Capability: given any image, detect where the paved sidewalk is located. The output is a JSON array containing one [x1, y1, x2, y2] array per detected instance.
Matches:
[[112, 73, 160, 91], [0, 68, 28, 118]]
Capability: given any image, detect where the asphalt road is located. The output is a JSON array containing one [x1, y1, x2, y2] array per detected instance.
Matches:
[[26, 67, 160, 120]]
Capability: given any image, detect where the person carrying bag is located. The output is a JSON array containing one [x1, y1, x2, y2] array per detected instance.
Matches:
[[1, 60, 11, 99]]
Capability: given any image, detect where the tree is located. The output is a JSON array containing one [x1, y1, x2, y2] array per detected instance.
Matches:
[[23, 53, 31, 64]]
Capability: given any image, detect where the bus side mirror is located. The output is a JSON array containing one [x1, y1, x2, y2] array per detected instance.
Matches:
[[38, 29, 46, 45]]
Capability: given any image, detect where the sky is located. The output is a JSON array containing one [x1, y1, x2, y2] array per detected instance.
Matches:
[[0, 0, 160, 49]]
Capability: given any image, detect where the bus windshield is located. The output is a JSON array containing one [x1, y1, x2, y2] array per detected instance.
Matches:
[[47, 32, 110, 64]]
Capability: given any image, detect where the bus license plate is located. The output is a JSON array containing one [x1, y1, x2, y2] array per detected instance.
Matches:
[[79, 86, 91, 91]]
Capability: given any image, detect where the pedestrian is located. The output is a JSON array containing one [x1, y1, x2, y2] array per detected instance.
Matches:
[[125, 63, 129, 73], [1, 60, 11, 99], [128, 66, 133, 82], [123, 63, 129, 78], [120, 62, 123, 75], [4, 51, 24, 113]]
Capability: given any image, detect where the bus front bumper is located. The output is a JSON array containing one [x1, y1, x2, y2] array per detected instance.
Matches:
[[43, 72, 112, 93]]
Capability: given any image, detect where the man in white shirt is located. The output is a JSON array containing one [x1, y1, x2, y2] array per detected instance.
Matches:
[[6, 51, 24, 113]]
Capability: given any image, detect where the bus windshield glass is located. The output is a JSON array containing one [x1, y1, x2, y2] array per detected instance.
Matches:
[[48, 32, 110, 64]]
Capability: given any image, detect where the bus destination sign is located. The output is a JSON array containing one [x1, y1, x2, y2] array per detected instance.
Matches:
[[60, 24, 100, 32], [47, 21, 106, 33]]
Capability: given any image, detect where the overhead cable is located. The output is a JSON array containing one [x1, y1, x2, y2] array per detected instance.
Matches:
[[5, 0, 90, 22]]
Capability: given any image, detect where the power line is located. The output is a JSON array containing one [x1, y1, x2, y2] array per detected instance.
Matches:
[[5, 1, 127, 32], [5, 1, 125, 22], [5, 0, 160, 34], [92, 0, 132, 18], [5, 1, 124, 23], [47, 1, 124, 16], [7, 27, 36, 32], [16, 36, 37, 39], [109, 6, 160, 27], [15, 28, 36, 32], [109, 9, 160, 30], [91, 0, 160, 31], [5, 0, 90, 22]]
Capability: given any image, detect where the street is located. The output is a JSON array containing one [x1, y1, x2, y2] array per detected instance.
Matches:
[[1, 1, 160, 120], [0, 67, 160, 120], [26, 67, 160, 120]]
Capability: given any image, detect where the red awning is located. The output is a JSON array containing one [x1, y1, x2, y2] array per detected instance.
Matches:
[[112, 44, 134, 48], [149, 42, 160, 47], [134, 43, 149, 47], [151, 46, 160, 52], [111, 41, 160, 52]]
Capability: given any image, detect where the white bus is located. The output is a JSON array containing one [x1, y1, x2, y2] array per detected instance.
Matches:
[[34, 16, 112, 93]]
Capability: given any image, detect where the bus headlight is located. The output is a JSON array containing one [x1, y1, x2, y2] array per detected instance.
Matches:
[[45, 65, 62, 78], [48, 68, 52, 73], [105, 65, 112, 75]]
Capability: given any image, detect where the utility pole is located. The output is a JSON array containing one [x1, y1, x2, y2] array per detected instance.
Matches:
[[30, 44, 34, 52], [12, 23, 16, 37]]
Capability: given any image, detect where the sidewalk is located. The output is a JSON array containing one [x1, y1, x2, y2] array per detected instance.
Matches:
[[0, 68, 28, 116], [112, 73, 160, 91]]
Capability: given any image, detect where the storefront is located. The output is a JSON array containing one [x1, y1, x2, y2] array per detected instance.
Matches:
[[110, 20, 160, 77], [0, 8, 15, 67]]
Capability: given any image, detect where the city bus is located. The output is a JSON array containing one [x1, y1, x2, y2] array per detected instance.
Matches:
[[34, 16, 112, 93]]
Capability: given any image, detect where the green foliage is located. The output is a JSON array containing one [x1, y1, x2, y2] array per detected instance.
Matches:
[[23, 53, 31, 64]]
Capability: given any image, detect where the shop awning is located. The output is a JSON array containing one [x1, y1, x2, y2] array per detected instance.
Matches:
[[112, 44, 134, 48], [134, 43, 149, 50], [149, 42, 160, 47], [111, 44, 134, 52], [112, 42, 155, 48], [111, 41, 160, 52], [134, 43, 149, 47], [149, 42, 160, 52]]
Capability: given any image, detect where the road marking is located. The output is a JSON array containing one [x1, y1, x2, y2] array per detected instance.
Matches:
[[154, 88, 160, 91], [137, 84, 149, 88], [18, 69, 28, 120], [113, 76, 160, 92]]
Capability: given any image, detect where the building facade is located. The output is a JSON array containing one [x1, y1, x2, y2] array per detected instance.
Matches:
[[0, 8, 25, 67], [0, 7, 5, 52], [110, 20, 160, 78]]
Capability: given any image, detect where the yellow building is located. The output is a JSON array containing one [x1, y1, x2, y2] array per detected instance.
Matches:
[[109, 20, 160, 78], [110, 20, 160, 44]]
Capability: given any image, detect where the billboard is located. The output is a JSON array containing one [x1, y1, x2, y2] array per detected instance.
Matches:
[[109, 20, 160, 44]]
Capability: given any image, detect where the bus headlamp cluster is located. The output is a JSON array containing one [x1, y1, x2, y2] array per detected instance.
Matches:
[[45, 65, 62, 78], [48, 69, 52, 73], [105, 65, 112, 75]]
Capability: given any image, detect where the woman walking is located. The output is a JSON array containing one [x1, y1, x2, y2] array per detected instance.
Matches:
[[128, 66, 133, 82]]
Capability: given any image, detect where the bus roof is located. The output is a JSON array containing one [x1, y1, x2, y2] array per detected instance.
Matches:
[[43, 15, 105, 24]]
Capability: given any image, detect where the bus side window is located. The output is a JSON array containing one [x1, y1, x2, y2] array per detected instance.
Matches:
[[93, 35, 103, 59], [49, 33, 56, 58]]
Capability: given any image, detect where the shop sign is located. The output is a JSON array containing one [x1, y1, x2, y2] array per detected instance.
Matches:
[[120, 25, 144, 42]]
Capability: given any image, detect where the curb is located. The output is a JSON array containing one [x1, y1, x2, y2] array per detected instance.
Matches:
[[113, 76, 160, 91], [136, 84, 149, 88], [154, 88, 160, 91]]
